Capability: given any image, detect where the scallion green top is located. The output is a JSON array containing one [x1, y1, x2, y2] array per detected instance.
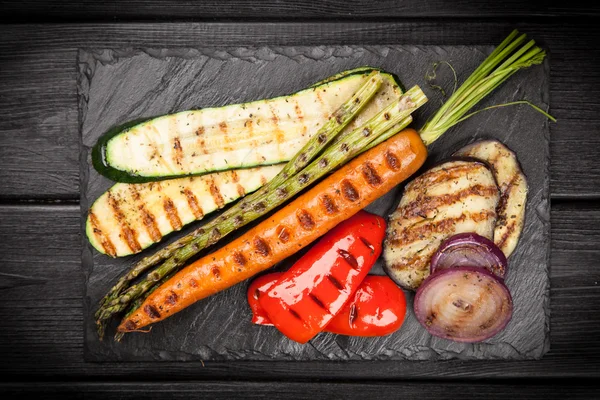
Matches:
[[419, 29, 555, 146]]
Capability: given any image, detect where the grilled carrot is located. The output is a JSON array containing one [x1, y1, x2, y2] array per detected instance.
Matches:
[[118, 129, 427, 333]]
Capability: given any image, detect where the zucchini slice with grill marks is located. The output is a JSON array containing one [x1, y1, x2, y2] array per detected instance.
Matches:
[[93, 68, 403, 183], [86, 165, 283, 257]]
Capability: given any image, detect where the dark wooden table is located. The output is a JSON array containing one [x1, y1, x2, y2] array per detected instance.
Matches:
[[1, 2, 599, 398]]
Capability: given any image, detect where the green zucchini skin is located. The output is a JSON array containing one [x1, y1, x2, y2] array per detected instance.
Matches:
[[92, 117, 162, 184], [92, 67, 403, 183], [310, 66, 404, 92]]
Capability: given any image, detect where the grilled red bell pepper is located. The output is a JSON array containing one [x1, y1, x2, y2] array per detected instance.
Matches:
[[247, 272, 282, 326], [324, 275, 406, 336], [248, 274, 406, 336], [257, 210, 386, 344]]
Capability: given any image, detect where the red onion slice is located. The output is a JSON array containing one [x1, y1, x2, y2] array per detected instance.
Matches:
[[430, 232, 508, 279], [414, 266, 513, 343]]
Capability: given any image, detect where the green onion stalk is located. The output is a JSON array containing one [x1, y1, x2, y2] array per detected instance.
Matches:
[[419, 29, 555, 144]]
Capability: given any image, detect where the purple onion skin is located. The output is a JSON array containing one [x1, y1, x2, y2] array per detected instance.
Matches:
[[414, 266, 513, 343], [430, 232, 508, 279]]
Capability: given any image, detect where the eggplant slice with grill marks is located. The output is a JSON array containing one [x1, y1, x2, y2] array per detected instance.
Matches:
[[453, 140, 528, 257], [383, 159, 500, 290]]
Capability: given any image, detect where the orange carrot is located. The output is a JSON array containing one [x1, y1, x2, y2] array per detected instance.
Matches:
[[118, 128, 427, 333]]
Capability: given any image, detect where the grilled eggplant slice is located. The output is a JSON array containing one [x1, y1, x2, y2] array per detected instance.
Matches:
[[384, 160, 500, 290], [86, 165, 283, 257], [454, 140, 527, 257]]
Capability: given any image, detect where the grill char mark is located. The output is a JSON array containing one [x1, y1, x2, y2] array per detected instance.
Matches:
[[88, 212, 117, 257], [219, 121, 228, 133], [173, 137, 183, 166], [165, 290, 178, 306], [385, 151, 400, 170], [362, 162, 382, 186], [327, 274, 344, 290], [163, 197, 183, 231], [407, 162, 488, 191], [230, 170, 239, 183], [309, 294, 328, 312], [360, 236, 375, 254], [293, 100, 304, 120], [297, 209, 316, 230], [129, 185, 163, 243], [277, 226, 290, 243], [144, 304, 161, 319], [106, 191, 142, 253], [254, 237, 270, 256], [341, 180, 359, 202], [233, 251, 247, 267], [495, 174, 521, 227], [289, 309, 302, 320], [183, 188, 204, 220], [389, 210, 497, 248], [398, 184, 499, 221], [496, 220, 518, 250], [207, 176, 225, 208], [236, 184, 246, 197], [320, 194, 338, 214], [338, 249, 359, 269]]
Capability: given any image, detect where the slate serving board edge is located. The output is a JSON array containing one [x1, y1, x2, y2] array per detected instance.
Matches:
[[77, 45, 551, 362]]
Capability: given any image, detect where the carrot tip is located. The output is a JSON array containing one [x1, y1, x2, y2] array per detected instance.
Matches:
[[118, 324, 152, 334]]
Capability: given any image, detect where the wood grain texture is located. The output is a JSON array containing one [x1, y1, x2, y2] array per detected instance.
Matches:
[[0, 1, 598, 22], [0, 202, 597, 379], [0, 22, 599, 199], [1, 381, 599, 399]]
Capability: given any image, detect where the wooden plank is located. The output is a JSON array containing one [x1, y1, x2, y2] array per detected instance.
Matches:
[[0, 22, 598, 199], [0, 1, 597, 22], [0, 201, 598, 379], [0, 48, 79, 199], [0, 381, 598, 399]]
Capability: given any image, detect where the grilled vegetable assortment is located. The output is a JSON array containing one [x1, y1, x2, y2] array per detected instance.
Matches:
[[98, 85, 427, 338], [116, 129, 428, 334], [90, 71, 386, 260], [383, 141, 527, 341], [87, 29, 553, 344]]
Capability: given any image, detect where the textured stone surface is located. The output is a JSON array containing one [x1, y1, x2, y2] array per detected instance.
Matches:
[[79, 45, 550, 361]]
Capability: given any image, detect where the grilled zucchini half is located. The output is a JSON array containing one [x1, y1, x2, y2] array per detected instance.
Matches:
[[384, 159, 500, 290], [86, 165, 283, 257], [454, 140, 528, 257], [93, 68, 403, 183]]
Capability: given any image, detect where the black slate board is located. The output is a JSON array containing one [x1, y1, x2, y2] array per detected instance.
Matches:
[[79, 45, 550, 361]]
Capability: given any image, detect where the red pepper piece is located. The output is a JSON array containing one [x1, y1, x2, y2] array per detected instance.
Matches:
[[258, 210, 386, 344], [247, 272, 282, 326], [248, 274, 406, 337], [325, 275, 406, 336]]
